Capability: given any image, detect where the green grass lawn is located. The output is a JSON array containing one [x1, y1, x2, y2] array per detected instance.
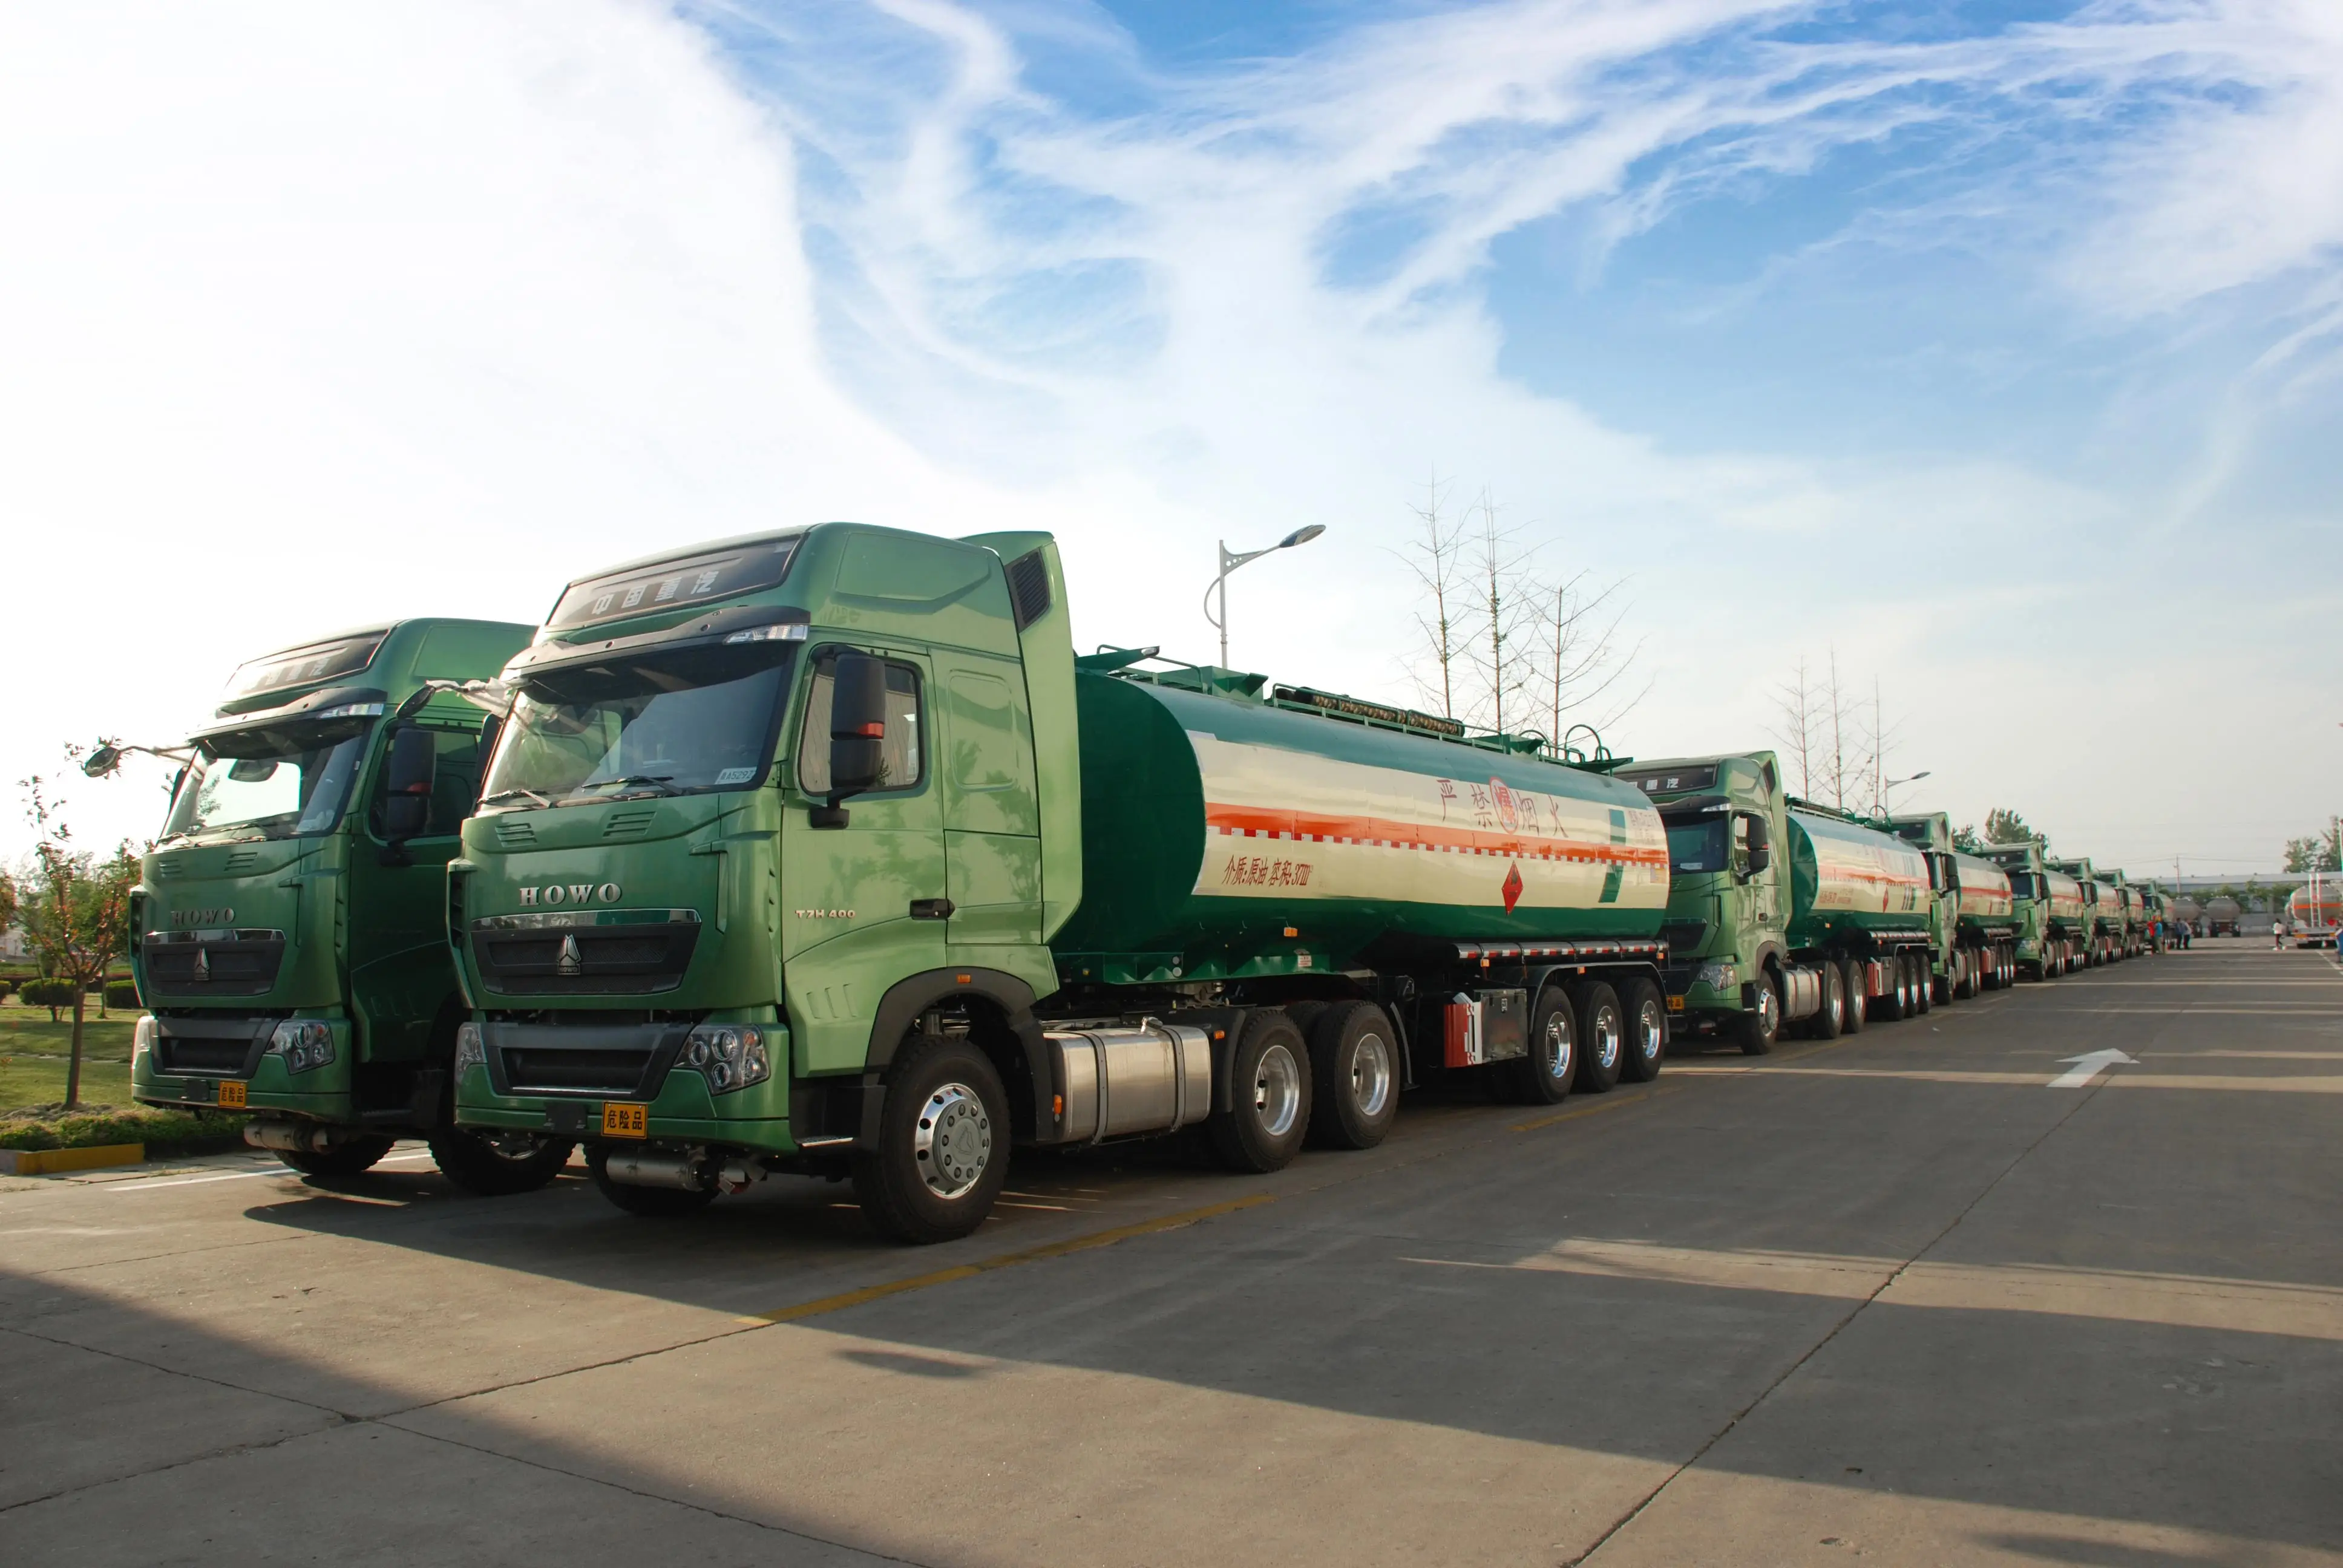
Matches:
[[0, 1054, 135, 1112], [0, 1008, 137, 1062]]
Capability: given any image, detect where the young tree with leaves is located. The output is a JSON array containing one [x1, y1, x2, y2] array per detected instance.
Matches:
[[19, 776, 141, 1109], [1984, 808, 2043, 848]]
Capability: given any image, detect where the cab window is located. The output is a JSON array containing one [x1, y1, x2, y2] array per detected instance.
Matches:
[[798, 654, 924, 795], [369, 726, 485, 840]]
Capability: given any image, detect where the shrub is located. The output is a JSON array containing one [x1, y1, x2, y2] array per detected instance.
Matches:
[[0, 1105, 246, 1155], [104, 981, 142, 1011], [18, 978, 78, 1021]]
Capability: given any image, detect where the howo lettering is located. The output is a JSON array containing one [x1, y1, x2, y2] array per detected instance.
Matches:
[[128, 620, 578, 1192], [448, 524, 1675, 1242]]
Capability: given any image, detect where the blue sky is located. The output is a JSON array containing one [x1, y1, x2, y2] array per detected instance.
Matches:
[[2, 0, 2337, 872]]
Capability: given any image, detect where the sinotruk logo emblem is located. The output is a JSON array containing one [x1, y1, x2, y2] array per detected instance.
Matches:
[[518, 883, 621, 907]]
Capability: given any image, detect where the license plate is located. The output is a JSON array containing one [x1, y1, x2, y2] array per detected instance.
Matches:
[[601, 1102, 647, 1138], [1665, 995, 1686, 1013], [217, 1080, 247, 1108]]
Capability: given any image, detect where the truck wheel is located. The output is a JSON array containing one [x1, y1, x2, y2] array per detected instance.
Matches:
[[429, 1128, 575, 1196], [276, 1135, 395, 1180], [1619, 978, 1668, 1079], [1507, 987, 1578, 1106], [1208, 1011, 1312, 1173], [1306, 1002, 1399, 1150], [1806, 962, 1843, 1040], [851, 1034, 1011, 1244], [1914, 955, 1933, 1014], [1839, 958, 1866, 1033], [587, 1145, 718, 1217], [1873, 959, 1906, 1023], [1574, 982, 1627, 1089]]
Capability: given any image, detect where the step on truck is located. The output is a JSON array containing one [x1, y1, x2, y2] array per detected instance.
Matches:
[[1886, 812, 2021, 998], [1620, 753, 1936, 1051], [445, 523, 1676, 1242], [1979, 842, 2088, 978], [124, 621, 578, 1190]]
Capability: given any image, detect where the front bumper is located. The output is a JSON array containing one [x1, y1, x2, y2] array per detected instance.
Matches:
[[1661, 963, 1748, 1019], [132, 1013, 355, 1120], [456, 1018, 795, 1153]]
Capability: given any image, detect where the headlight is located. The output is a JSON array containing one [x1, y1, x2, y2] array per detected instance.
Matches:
[[453, 1022, 485, 1074], [1694, 960, 1738, 993], [134, 1015, 157, 1066], [680, 1024, 770, 1094], [267, 1019, 336, 1074]]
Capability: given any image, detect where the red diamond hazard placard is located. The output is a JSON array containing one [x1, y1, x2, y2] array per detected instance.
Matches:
[[1501, 861, 1524, 913]]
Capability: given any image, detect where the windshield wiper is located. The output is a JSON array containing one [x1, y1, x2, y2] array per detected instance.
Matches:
[[572, 774, 680, 799], [478, 787, 555, 810]]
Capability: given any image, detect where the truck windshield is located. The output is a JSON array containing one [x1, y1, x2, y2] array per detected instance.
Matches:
[[162, 721, 373, 842], [2007, 872, 2039, 898], [484, 642, 796, 806], [1664, 818, 1728, 874]]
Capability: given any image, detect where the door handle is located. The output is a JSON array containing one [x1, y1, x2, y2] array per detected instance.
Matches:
[[909, 898, 955, 920]]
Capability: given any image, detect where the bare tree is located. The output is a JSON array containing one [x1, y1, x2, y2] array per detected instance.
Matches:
[[1532, 568, 1646, 746], [1772, 648, 1875, 809], [1458, 488, 1538, 735], [1397, 471, 1471, 720], [1770, 656, 1820, 799]]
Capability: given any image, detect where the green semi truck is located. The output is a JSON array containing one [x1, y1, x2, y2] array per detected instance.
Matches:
[[1619, 753, 1935, 1051], [2048, 857, 2123, 965], [446, 524, 1676, 1241], [124, 621, 575, 1191], [1886, 812, 2020, 998], [1979, 842, 2090, 978]]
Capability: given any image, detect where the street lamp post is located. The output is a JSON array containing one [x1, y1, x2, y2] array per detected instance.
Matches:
[[1203, 525, 1325, 668], [1880, 770, 1932, 810]]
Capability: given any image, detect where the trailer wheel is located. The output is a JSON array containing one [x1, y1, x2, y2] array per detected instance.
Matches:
[[1306, 1002, 1399, 1150], [276, 1135, 395, 1180], [1619, 978, 1668, 1080], [1574, 982, 1627, 1089], [1805, 962, 1844, 1040], [428, 1129, 575, 1196], [586, 1145, 718, 1217], [1915, 955, 1934, 1014], [1505, 987, 1578, 1106], [853, 1034, 1011, 1244], [1873, 958, 1906, 1023], [1208, 1011, 1312, 1173], [1839, 959, 1867, 1033], [1737, 973, 1780, 1056]]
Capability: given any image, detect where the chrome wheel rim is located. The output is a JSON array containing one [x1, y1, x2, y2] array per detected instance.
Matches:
[[914, 1081, 993, 1199], [1594, 1006, 1622, 1070], [1636, 1002, 1663, 1062], [1542, 1013, 1575, 1080], [1253, 1043, 1302, 1138], [1758, 985, 1778, 1039], [1350, 1032, 1394, 1118]]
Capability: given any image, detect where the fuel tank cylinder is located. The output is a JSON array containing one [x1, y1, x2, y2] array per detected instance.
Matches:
[[1785, 809, 1932, 946]]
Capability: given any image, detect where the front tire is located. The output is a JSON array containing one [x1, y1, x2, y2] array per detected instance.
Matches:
[[853, 1034, 1011, 1244], [1619, 978, 1668, 1080], [1208, 1010, 1312, 1173], [1306, 1002, 1399, 1150], [1738, 972, 1781, 1056], [276, 1134, 395, 1180], [430, 1128, 575, 1196]]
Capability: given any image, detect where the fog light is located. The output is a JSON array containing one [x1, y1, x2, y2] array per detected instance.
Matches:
[[454, 1022, 484, 1074], [267, 1019, 336, 1074], [680, 1025, 770, 1094]]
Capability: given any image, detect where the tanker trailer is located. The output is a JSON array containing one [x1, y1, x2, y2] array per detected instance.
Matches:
[[1622, 754, 1932, 1050], [2048, 858, 2117, 965], [2287, 879, 2341, 947], [1979, 841, 2086, 978], [2171, 894, 2204, 941], [450, 521, 1672, 1243], [1886, 812, 2010, 1002], [1949, 852, 2021, 991], [2203, 895, 2242, 936]]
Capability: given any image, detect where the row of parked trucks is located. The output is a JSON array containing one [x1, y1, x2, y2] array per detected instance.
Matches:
[[115, 523, 2171, 1241]]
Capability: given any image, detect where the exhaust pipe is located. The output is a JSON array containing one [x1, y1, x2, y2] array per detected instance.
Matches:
[[599, 1150, 712, 1191], [243, 1120, 339, 1154]]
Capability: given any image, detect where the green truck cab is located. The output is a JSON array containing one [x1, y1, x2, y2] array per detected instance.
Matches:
[[1979, 841, 2089, 978], [1621, 753, 1936, 1052], [2047, 857, 2121, 966], [451, 523, 1677, 1242], [128, 620, 573, 1191]]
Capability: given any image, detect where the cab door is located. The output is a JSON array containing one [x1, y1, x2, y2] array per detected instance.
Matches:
[[349, 712, 490, 1066], [934, 656, 1042, 952], [779, 646, 946, 1076]]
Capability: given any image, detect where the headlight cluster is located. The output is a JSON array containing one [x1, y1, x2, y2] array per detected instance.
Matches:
[[269, 1020, 336, 1074], [453, 1022, 485, 1074], [681, 1025, 769, 1094], [133, 1015, 158, 1067], [1694, 960, 1738, 993]]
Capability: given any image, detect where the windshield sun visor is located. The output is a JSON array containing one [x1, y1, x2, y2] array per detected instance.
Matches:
[[506, 606, 811, 690]]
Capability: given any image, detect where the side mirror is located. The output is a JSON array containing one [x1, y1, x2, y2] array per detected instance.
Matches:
[[381, 727, 436, 851], [1745, 814, 1772, 875], [811, 655, 888, 828]]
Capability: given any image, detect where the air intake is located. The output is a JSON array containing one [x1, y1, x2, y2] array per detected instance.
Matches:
[[1006, 549, 1053, 630]]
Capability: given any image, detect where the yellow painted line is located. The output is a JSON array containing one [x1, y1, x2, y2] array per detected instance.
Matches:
[[744, 1193, 1276, 1325], [1510, 1082, 1681, 1133]]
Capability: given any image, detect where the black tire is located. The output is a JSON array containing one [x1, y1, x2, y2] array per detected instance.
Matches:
[[1208, 1010, 1312, 1173], [429, 1128, 575, 1196], [852, 1034, 1012, 1244], [1840, 958, 1867, 1033], [587, 1144, 718, 1217], [1915, 955, 1934, 1014], [1806, 962, 1844, 1040], [1575, 982, 1627, 1089], [1619, 977, 1667, 1080], [1506, 986, 1578, 1106], [1873, 956, 1906, 1022], [1737, 972, 1781, 1056], [1306, 1001, 1400, 1150], [275, 1134, 395, 1180]]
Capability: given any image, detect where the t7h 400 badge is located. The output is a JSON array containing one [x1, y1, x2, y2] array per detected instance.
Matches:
[[517, 883, 621, 907]]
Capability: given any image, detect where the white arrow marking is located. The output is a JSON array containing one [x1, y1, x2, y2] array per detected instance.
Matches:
[[2050, 1048, 2137, 1088]]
